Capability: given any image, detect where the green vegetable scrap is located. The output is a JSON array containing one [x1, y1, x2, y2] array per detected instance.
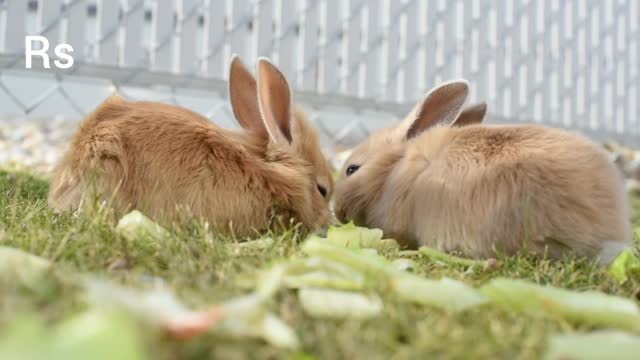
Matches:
[[255, 263, 288, 300], [545, 331, 640, 360], [232, 237, 275, 250], [418, 246, 488, 268], [301, 235, 486, 312], [85, 278, 193, 326], [216, 294, 300, 350], [302, 236, 399, 276], [298, 288, 383, 319], [391, 258, 416, 272], [0, 246, 52, 288], [481, 278, 640, 332], [391, 273, 488, 312], [86, 277, 299, 350], [284, 271, 365, 291], [115, 210, 170, 243], [609, 248, 640, 284], [51, 309, 147, 360], [326, 221, 381, 247], [0, 309, 146, 360], [325, 221, 398, 250], [282, 256, 367, 291]]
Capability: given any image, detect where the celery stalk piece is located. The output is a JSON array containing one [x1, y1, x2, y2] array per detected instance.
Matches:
[[481, 278, 640, 331], [85, 277, 298, 348], [302, 236, 486, 311], [0, 310, 146, 360], [227, 238, 275, 254], [260, 313, 300, 350], [84, 278, 193, 325], [51, 309, 147, 360], [115, 210, 169, 242], [284, 256, 367, 290], [217, 294, 299, 349], [298, 288, 383, 319], [392, 274, 488, 312], [0, 316, 50, 359], [0, 246, 51, 287], [398, 250, 420, 256], [545, 331, 640, 360], [609, 248, 640, 284], [286, 256, 367, 278], [360, 248, 379, 256], [301, 237, 399, 276], [419, 246, 487, 268], [284, 271, 365, 291], [255, 263, 288, 300], [392, 258, 416, 272], [235, 237, 275, 249], [326, 221, 383, 248]]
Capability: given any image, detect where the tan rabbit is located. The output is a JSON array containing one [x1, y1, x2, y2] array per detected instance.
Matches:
[[48, 56, 334, 237], [334, 80, 631, 264], [453, 102, 488, 127]]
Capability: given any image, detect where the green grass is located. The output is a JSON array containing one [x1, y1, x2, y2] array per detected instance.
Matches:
[[0, 169, 639, 360]]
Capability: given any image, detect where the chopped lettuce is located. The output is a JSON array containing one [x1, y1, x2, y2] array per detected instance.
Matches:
[[419, 246, 489, 268], [481, 278, 640, 331], [545, 331, 640, 360], [609, 248, 640, 284], [298, 288, 383, 319], [391, 258, 416, 272], [85, 277, 298, 349], [0, 309, 146, 360], [302, 236, 399, 276], [323, 222, 399, 250], [0, 246, 52, 288], [260, 313, 300, 350], [326, 221, 383, 247], [216, 294, 299, 349], [255, 263, 287, 300], [302, 236, 484, 311], [229, 237, 275, 252], [115, 210, 169, 243], [51, 309, 146, 360], [392, 274, 488, 311], [284, 271, 365, 291], [85, 278, 193, 325], [283, 256, 367, 290]]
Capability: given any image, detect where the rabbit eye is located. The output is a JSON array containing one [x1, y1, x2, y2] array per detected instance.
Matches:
[[346, 165, 360, 176], [317, 184, 328, 198]]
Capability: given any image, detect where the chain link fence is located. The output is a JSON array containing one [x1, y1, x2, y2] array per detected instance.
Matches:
[[0, 0, 639, 172]]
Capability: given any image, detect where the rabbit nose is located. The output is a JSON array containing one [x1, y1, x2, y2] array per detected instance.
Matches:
[[334, 207, 347, 224]]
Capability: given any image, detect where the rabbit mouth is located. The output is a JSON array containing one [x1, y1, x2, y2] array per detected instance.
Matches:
[[333, 207, 348, 224], [334, 206, 366, 227]]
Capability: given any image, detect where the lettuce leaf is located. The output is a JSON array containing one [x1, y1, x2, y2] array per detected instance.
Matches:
[[545, 331, 640, 360], [298, 288, 383, 319], [481, 278, 640, 331]]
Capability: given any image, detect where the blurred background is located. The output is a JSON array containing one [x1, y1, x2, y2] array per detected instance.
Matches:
[[0, 0, 638, 174]]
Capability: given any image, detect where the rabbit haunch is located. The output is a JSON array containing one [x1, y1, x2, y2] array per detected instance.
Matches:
[[48, 57, 333, 236], [334, 80, 631, 264]]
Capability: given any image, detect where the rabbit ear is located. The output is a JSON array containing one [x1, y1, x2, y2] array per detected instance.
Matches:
[[256, 58, 294, 144], [451, 102, 487, 127], [405, 80, 470, 140], [229, 55, 263, 134]]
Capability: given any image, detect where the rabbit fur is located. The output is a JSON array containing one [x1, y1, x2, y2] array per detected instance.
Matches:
[[334, 80, 631, 264], [48, 56, 334, 237]]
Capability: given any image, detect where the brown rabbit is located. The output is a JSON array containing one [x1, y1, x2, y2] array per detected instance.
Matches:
[[48, 56, 334, 237], [334, 80, 631, 264]]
